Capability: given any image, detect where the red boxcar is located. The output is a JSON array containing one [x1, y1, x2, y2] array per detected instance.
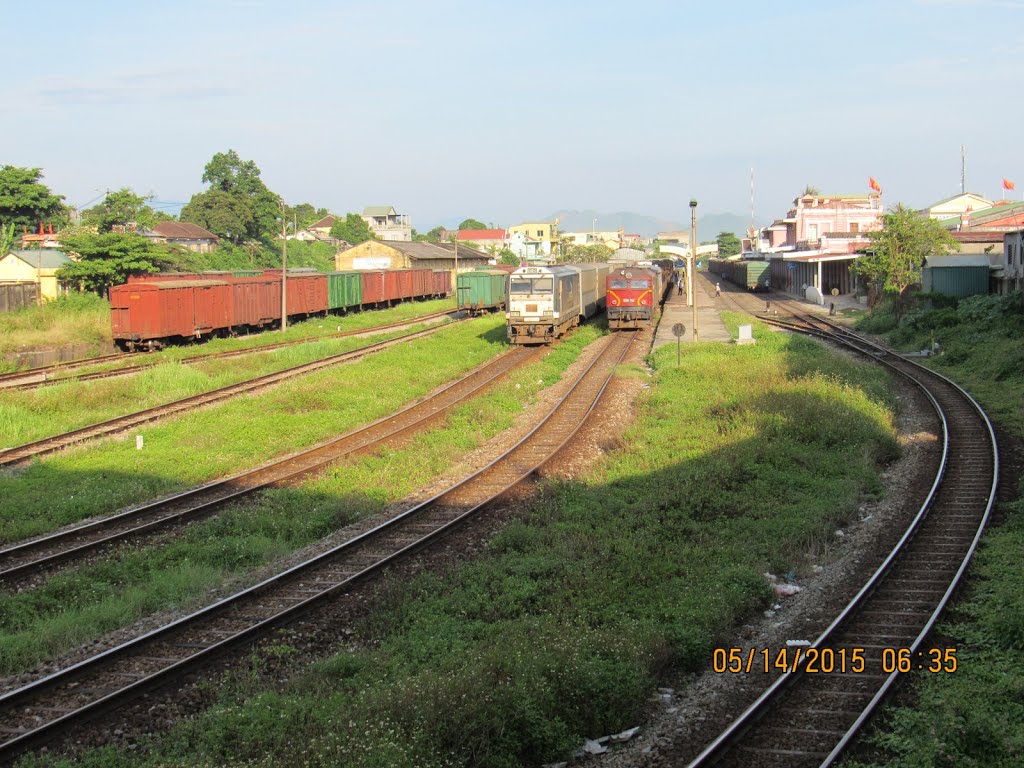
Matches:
[[260, 271, 327, 316], [432, 270, 451, 297], [110, 280, 231, 350], [410, 269, 431, 299], [230, 276, 281, 328], [382, 270, 403, 303], [359, 270, 386, 305]]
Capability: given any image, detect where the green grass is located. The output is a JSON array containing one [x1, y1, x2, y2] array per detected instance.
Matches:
[[0, 324, 605, 674], [841, 293, 1024, 768], [25, 318, 902, 767], [0, 307, 455, 449], [0, 316, 502, 543], [0, 294, 111, 367]]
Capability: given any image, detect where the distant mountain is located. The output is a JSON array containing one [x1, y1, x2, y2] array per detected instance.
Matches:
[[542, 209, 760, 239]]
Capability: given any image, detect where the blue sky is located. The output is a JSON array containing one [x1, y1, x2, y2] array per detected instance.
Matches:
[[4, 0, 1023, 228]]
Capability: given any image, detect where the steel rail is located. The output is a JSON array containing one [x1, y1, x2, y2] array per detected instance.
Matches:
[[0, 346, 540, 582], [0, 330, 635, 764], [0, 320, 460, 467], [0, 310, 457, 392], [685, 318, 997, 768]]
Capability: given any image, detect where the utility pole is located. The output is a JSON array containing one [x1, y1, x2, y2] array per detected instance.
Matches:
[[279, 198, 288, 332], [689, 198, 699, 342], [450, 233, 459, 308], [961, 144, 966, 195]]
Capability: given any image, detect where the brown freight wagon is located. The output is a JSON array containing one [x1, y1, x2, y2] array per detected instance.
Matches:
[[381, 270, 404, 304], [262, 271, 328, 317], [432, 270, 451, 297], [110, 280, 231, 350], [229, 275, 281, 328], [410, 269, 432, 299], [392, 269, 413, 300], [359, 270, 387, 306]]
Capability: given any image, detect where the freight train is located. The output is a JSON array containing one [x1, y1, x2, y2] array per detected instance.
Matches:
[[456, 269, 508, 316], [506, 263, 609, 344], [708, 258, 770, 291], [605, 262, 673, 330], [110, 268, 451, 351]]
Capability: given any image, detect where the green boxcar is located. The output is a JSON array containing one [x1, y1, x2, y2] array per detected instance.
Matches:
[[744, 260, 770, 290], [231, 269, 264, 278], [327, 271, 363, 311], [457, 269, 507, 315]]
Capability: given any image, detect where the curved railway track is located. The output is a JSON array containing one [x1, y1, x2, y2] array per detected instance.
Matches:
[[684, 313, 998, 768], [0, 330, 637, 764], [0, 345, 540, 584], [0, 309, 456, 392], [0, 319, 461, 467]]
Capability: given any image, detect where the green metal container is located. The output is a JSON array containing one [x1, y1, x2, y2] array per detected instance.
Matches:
[[327, 271, 363, 310], [744, 260, 770, 290], [457, 269, 507, 314], [922, 266, 990, 299]]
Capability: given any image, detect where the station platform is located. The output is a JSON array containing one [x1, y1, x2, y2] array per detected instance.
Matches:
[[653, 271, 732, 349]]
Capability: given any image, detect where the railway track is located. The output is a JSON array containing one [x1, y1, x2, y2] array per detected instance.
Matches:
[[685, 314, 998, 767], [0, 309, 456, 392], [0, 346, 541, 584], [0, 319, 461, 467], [0, 330, 636, 764]]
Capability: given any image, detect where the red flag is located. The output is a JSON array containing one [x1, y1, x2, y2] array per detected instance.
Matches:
[[869, 177, 881, 193], [1003, 178, 1016, 191]]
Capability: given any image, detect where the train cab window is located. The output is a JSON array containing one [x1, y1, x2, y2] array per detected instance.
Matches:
[[609, 279, 628, 289], [628, 280, 650, 289], [510, 277, 553, 294]]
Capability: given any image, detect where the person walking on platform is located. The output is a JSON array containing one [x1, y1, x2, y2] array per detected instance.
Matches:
[[715, 282, 721, 298], [677, 274, 684, 296]]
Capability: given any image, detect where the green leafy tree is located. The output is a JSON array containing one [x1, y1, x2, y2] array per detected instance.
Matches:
[[180, 189, 255, 244], [413, 225, 445, 243], [330, 213, 375, 245], [853, 204, 960, 315], [57, 233, 167, 294], [458, 218, 487, 231], [716, 231, 742, 257], [563, 243, 613, 263], [499, 248, 520, 266], [802, 185, 820, 197], [181, 150, 279, 243], [0, 166, 67, 230], [286, 203, 327, 231], [1, 222, 16, 255], [82, 187, 169, 232]]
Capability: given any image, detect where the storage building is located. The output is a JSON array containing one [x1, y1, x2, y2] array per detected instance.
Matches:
[[921, 254, 992, 299]]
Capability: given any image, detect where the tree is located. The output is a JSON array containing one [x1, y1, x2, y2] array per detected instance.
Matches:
[[286, 203, 327, 231], [413, 225, 445, 243], [57, 233, 167, 294], [458, 218, 487, 231], [716, 231, 742, 257], [499, 248, 520, 266], [180, 189, 255, 244], [802, 185, 820, 197], [563, 244, 613, 263], [82, 187, 169, 232], [330, 213, 375, 245], [0, 166, 67, 230], [181, 150, 280, 243], [853, 204, 959, 315]]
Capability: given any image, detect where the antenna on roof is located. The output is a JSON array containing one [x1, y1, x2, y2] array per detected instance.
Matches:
[[961, 144, 966, 194], [750, 167, 755, 230]]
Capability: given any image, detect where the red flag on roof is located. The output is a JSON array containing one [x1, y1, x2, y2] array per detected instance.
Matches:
[[869, 177, 881, 193], [1003, 178, 1016, 191]]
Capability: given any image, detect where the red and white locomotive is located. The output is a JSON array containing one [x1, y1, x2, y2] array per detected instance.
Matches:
[[605, 264, 671, 330]]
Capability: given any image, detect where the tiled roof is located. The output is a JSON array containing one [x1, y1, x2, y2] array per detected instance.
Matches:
[[153, 221, 219, 240], [456, 229, 505, 241], [310, 215, 335, 229]]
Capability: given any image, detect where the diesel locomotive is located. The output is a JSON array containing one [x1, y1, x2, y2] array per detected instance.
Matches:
[[505, 263, 609, 344]]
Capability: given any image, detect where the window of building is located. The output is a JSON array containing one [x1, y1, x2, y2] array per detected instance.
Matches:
[[536, 230, 543, 237], [850, 222, 860, 233]]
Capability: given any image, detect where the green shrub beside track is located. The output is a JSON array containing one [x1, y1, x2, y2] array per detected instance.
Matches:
[[23, 320, 903, 767], [841, 293, 1024, 768]]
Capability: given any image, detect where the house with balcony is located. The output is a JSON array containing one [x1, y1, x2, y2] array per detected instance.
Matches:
[[999, 230, 1024, 294], [361, 206, 412, 241]]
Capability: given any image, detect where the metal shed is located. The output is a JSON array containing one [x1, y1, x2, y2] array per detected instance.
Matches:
[[921, 254, 991, 299]]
